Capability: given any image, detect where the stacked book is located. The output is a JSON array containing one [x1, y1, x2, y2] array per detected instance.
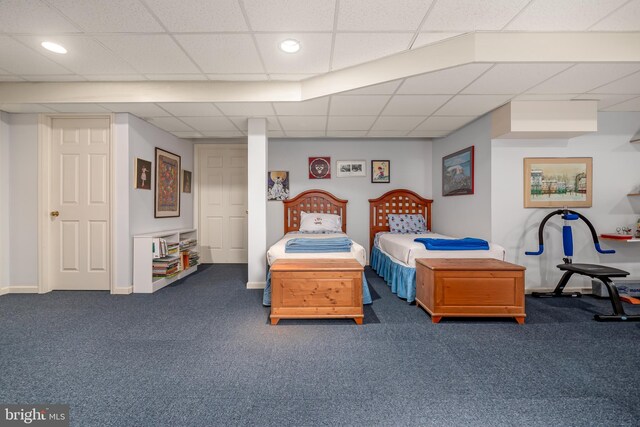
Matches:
[[152, 256, 180, 279], [167, 242, 180, 256], [188, 251, 200, 268], [180, 238, 197, 251]]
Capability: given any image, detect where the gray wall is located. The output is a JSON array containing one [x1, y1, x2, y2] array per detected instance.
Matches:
[[267, 138, 433, 258]]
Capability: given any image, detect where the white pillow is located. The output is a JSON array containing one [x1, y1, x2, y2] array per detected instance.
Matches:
[[299, 211, 342, 232]]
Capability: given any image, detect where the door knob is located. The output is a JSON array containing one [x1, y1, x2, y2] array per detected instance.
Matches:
[[50, 211, 60, 217]]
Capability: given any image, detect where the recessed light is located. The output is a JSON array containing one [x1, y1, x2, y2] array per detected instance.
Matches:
[[279, 39, 300, 54], [41, 41, 67, 54]]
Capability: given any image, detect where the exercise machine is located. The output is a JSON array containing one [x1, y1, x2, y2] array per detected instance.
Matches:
[[525, 208, 640, 321]]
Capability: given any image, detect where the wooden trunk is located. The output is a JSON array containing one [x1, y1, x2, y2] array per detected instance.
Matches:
[[270, 259, 364, 325], [415, 258, 526, 324]]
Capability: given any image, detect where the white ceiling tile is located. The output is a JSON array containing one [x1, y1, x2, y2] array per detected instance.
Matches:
[[589, 71, 640, 94], [515, 94, 581, 101], [273, 98, 329, 116], [216, 102, 275, 116], [175, 34, 264, 74], [408, 130, 449, 137], [367, 130, 410, 137], [382, 95, 452, 116], [100, 103, 172, 118], [573, 94, 639, 110], [180, 116, 238, 131], [0, 0, 79, 34], [158, 103, 221, 117], [528, 64, 640, 94], [0, 104, 57, 113], [228, 116, 281, 131], [329, 95, 390, 116], [255, 33, 332, 74], [146, 117, 195, 132], [326, 131, 368, 137], [0, 75, 24, 81], [243, 0, 335, 31], [42, 103, 111, 113], [83, 74, 144, 81], [338, 0, 434, 31], [506, 0, 627, 31], [412, 32, 462, 48], [144, 0, 248, 32], [278, 116, 327, 131], [332, 33, 413, 71], [341, 80, 402, 95], [96, 35, 200, 74], [397, 64, 492, 94], [0, 37, 72, 75], [416, 116, 476, 131], [200, 131, 247, 138], [423, 0, 529, 31], [603, 96, 640, 111], [208, 74, 269, 81], [171, 131, 204, 138], [462, 63, 572, 94], [327, 116, 377, 131], [51, 0, 163, 32], [435, 95, 512, 116], [22, 75, 85, 82], [370, 116, 424, 131], [146, 74, 208, 81], [591, 0, 640, 30], [285, 131, 327, 137], [269, 74, 316, 81]]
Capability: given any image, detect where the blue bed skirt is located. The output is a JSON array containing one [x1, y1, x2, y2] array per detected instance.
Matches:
[[370, 246, 416, 303]]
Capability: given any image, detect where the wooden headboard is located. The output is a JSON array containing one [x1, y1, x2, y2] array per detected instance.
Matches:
[[284, 189, 348, 233], [368, 189, 433, 251]]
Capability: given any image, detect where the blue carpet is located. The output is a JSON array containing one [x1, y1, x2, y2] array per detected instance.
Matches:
[[1, 264, 639, 426]]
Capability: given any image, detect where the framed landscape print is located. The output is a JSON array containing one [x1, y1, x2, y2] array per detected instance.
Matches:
[[336, 160, 366, 177], [182, 170, 192, 193], [309, 157, 331, 179], [524, 157, 592, 208], [267, 171, 290, 201], [154, 148, 181, 218], [371, 160, 390, 183], [442, 146, 474, 196], [134, 158, 151, 190]]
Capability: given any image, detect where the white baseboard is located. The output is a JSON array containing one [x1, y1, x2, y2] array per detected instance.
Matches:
[[0, 285, 39, 296], [247, 281, 266, 289], [111, 286, 133, 295]]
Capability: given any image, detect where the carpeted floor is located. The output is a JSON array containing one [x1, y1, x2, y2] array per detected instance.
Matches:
[[1, 264, 639, 426]]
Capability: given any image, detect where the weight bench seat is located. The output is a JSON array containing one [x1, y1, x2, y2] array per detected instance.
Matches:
[[557, 263, 629, 279]]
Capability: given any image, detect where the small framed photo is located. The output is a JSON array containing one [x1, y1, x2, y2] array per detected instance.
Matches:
[[524, 157, 592, 208], [267, 171, 290, 201], [309, 157, 331, 179], [155, 148, 181, 218], [371, 160, 390, 183], [182, 170, 192, 193], [134, 158, 152, 190], [442, 146, 474, 196], [336, 160, 366, 178]]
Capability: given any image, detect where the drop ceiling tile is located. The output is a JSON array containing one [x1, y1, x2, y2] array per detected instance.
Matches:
[[0, 37, 72, 75], [216, 102, 275, 116], [100, 103, 172, 118], [180, 116, 238, 131], [591, 0, 640, 30], [506, 0, 627, 31], [604, 96, 640, 111], [367, 130, 410, 137], [370, 116, 425, 131], [0, 104, 57, 113], [329, 95, 390, 116], [529, 64, 640, 94], [0, 75, 24, 81], [144, 0, 248, 32], [415, 116, 476, 131], [423, 0, 529, 31], [82, 74, 144, 81], [255, 33, 332, 74], [382, 95, 452, 116], [515, 94, 581, 101], [243, 0, 335, 31], [273, 98, 329, 116], [0, 0, 79, 34], [208, 74, 269, 81], [158, 103, 221, 117], [589, 71, 640, 94], [228, 116, 281, 131], [338, 0, 434, 31], [327, 116, 377, 131], [462, 63, 572, 94], [175, 34, 264, 74], [412, 32, 462, 48], [200, 131, 247, 138], [22, 75, 85, 81], [341, 80, 402, 95], [146, 117, 195, 132], [146, 74, 208, 81], [278, 116, 327, 131], [407, 130, 449, 137], [435, 95, 512, 116], [171, 131, 203, 138], [269, 74, 317, 81], [97, 35, 200, 74], [573, 94, 639, 110], [42, 103, 111, 113], [51, 0, 163, 32], [285, 131, 327, 137], [326, 131, 368, 137], [397, 64, 492, 95], [332, 33, 413, 71]]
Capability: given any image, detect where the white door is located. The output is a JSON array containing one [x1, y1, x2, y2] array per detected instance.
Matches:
[[198, 145, 248, 263], [49, 117, 110, 290]]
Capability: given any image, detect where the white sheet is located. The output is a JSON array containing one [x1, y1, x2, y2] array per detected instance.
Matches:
[[267, 232, 366, 267], [377, 232, 505, 268]]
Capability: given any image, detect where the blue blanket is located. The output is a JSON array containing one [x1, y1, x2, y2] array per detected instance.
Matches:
[[285, 237, 352, 253], [414, 237, 489, 250]]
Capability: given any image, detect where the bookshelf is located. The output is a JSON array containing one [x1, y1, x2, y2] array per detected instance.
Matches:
[[133, 228, 199, 293]]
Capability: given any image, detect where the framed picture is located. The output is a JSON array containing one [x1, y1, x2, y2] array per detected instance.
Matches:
[[336, 160, 366, 177], [267, 171, 290, 201], [371, 160, 390, 183], [182, 170, 192, 193], [309, 157, 331, 179], [524, 157, 592, 208], [134, 158, 151, 190], [442, 146, 474, 196], [154, 148, 181, 218]]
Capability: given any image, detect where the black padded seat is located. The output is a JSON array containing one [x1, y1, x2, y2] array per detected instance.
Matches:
[[557, 263, 629, 278]]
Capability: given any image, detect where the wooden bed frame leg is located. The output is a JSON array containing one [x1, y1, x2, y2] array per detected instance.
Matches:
[[354, 318, 363, 325], [431, 316, 442, 324], [270, 317, 280, 325], [515, 317, 525, 325]]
